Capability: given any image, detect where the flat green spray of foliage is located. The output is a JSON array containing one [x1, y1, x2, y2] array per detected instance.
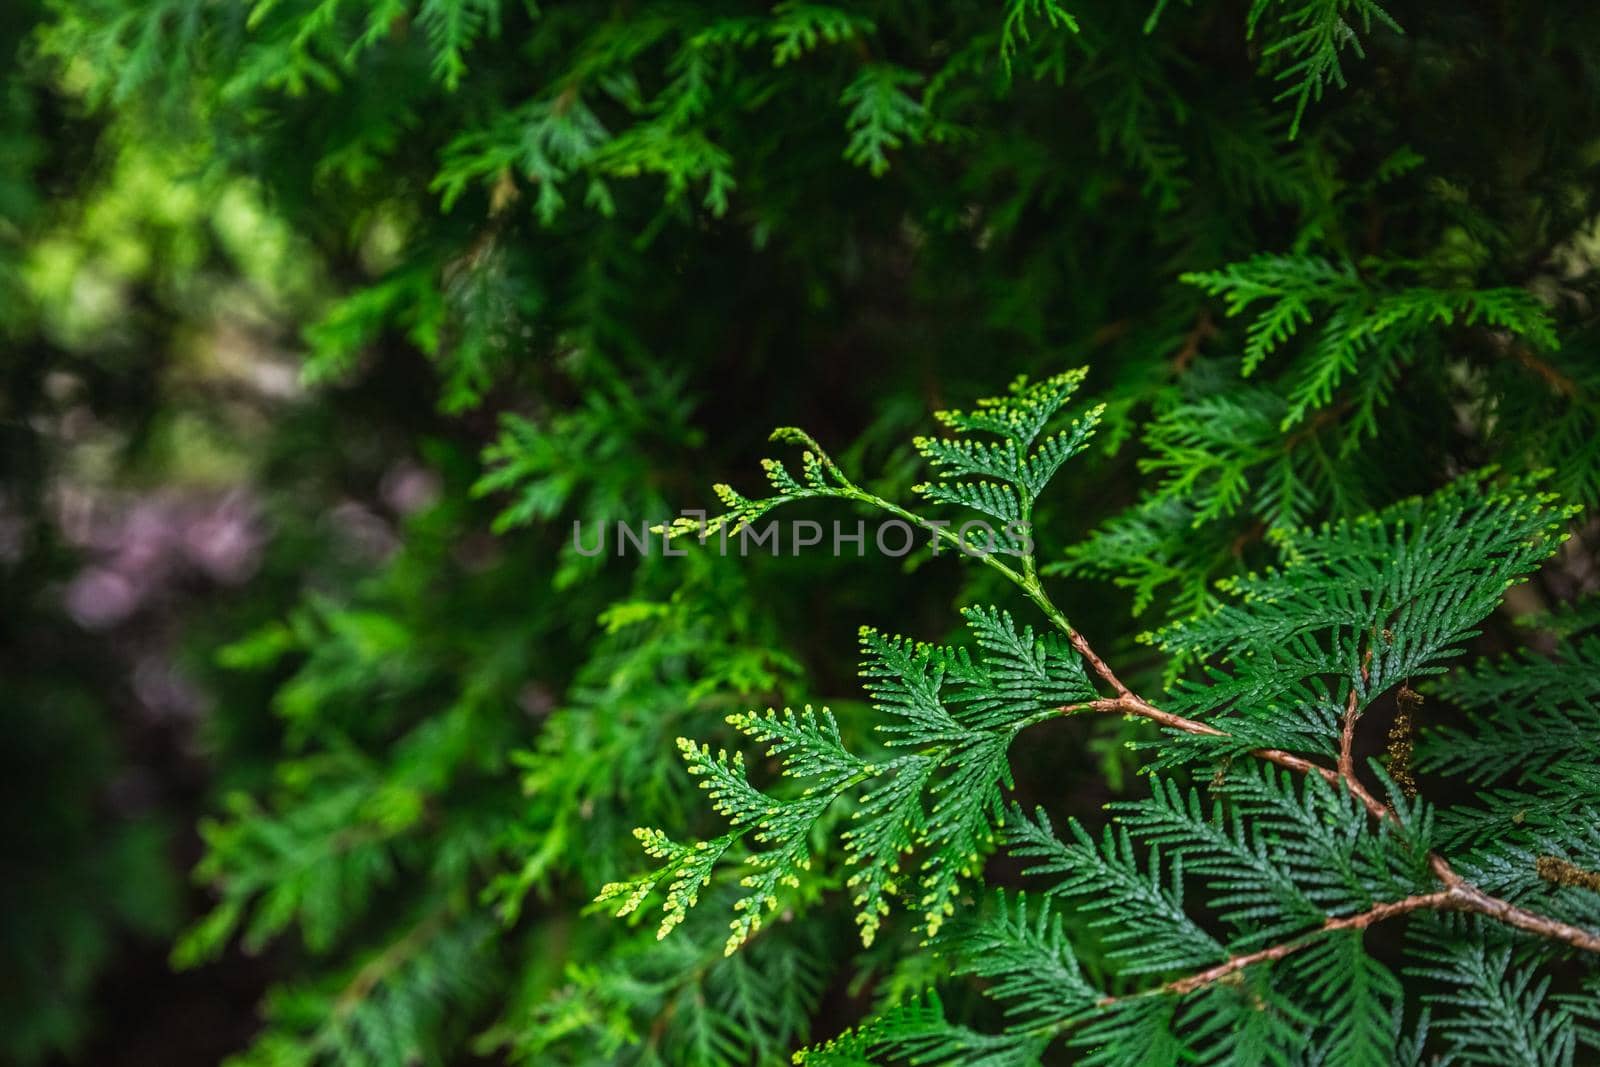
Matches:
[[616, 372, 1600, 1064], [8, 0, 1600, 1064]]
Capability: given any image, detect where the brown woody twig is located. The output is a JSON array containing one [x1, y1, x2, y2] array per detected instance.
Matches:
[[1057, 631, 1600, 995]]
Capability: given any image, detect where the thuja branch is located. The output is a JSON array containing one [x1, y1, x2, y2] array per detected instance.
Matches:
[[1054, 616, 1600, 971], [666, 418, 1600, 983]]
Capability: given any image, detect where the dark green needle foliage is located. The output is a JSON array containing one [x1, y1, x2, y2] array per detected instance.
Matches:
[[617, 373, 1599, 1064], [8, 0, 1600, 1065]]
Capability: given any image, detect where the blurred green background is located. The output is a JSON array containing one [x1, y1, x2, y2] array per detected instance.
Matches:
[[5, 1, 1600, 1064]]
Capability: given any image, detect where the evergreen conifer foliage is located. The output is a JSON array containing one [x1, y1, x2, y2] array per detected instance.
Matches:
[[15, 0, 1600, 1063], [615, 370, 1600, 1064], [608, 372, 1105, 950]]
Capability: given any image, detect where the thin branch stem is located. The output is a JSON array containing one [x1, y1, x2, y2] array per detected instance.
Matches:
[[1026, 588, 1137, 701], [1337, 648, 1374, 785], [1127, 891, 1456, 1001], [1509, 343, 1580, 399], [1338, 678, 1361, 782], [1332, 647, 1386, 815], [335, 908, 451, 1016], [1114, 877, 1600, 1005], [1064, 693, 1390, 818], [1445, 879, 1600, 952], [839, 485, 1027, 588]]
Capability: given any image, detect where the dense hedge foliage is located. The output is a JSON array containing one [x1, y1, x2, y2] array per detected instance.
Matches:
[[5, 1, 1600, 1063]]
